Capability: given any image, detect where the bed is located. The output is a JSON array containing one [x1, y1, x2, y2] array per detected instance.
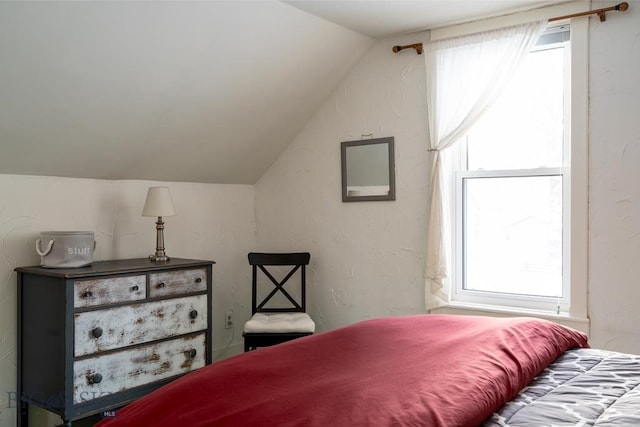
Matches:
[[95, 314, 640, 426]]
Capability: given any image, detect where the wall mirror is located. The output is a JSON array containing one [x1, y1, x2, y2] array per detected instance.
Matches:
[[341, 136, 395, 202]]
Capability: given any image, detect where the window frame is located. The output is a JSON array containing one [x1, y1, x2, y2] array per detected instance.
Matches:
[[455, 168, 570, 312], [448, 21, 588, 319]]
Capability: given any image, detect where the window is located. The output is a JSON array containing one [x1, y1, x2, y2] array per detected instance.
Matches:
[[452, 25, 579, 314]]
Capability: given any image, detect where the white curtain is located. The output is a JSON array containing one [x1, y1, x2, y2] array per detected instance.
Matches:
[[424, 20, 548, 310]]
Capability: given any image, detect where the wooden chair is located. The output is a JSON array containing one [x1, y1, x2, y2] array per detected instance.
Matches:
[[243, 252, 315, 351]]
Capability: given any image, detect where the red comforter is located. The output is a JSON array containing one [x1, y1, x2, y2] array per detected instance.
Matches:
[[97, 314, 588, 427]]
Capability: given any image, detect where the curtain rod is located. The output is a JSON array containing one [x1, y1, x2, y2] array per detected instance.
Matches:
[[392, 1, 629, 55], [549, 1, 628, 22]]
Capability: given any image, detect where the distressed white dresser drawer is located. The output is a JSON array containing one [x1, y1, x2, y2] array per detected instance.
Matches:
[[73, 332, 206, 404], [74, 294, 207, 357], [149, 267, 207, 298], [74, 275, 146, 308]]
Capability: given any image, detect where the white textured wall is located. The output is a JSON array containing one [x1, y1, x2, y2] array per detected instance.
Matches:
[[255, 33, 431, 331], [588, 3, 640, 353], [0, 175, 254, 426]]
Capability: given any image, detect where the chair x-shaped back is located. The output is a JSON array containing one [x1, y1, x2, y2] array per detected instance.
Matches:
[[250, 252, 309, 314]]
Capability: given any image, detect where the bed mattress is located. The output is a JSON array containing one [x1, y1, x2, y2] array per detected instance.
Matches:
[[485, 348, 640, 426]]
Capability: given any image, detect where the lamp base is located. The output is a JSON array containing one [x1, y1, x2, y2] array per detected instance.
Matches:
[[149, 216, 170, 263]]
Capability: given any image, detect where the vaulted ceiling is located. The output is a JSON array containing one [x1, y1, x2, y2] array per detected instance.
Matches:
[[0, 0, 560, 184]]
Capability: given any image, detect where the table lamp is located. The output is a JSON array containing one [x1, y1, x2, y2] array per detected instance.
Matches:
[[142, 186, 176, 262]]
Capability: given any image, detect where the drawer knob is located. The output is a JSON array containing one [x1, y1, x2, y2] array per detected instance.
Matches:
[[189, 309, 198, 319], [83, 290, 93, 298], [187, 349, 197, 359], [157, 282, 166, 289], [92, 327, 103, 338], [89, 373, 103, 384], [195, 277, 202, 283], [130, 285, 139, 292]]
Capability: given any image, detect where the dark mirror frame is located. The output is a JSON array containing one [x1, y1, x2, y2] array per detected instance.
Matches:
[[341, 136, 396, 202]]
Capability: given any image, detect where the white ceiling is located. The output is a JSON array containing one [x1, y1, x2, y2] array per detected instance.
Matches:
[[285, 0, 564, 38], [0, 0, 563, 184]]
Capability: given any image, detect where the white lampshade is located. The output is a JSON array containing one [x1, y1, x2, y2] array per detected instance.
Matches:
[[142, 187, 176, 217]]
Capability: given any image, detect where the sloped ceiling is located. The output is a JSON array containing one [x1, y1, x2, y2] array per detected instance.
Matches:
[[0, 1, 372, 184], [0, 0, 562, 184]]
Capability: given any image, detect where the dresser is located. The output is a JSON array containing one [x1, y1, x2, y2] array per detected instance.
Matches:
[[15, 257, 214, 427]]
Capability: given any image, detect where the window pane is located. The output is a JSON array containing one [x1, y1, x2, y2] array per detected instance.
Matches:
[[467, 47, 565, 170], [463, 175, 563, 297]]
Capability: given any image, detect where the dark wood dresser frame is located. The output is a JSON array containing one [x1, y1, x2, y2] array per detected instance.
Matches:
[[16, 258, 214, 427]]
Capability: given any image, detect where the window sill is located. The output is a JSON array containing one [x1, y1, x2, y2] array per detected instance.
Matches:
[[431, 301, 590, 335]]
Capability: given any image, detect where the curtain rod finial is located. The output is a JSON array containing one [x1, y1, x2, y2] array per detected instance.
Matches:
[[392, 43, 423, 55]]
